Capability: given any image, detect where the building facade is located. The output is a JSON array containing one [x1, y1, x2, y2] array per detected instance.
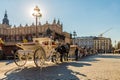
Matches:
[[0, 11, 71, 44], [75, 36, 94, 49], [93, 37, 112, 53], [75, 36, 112, 53]]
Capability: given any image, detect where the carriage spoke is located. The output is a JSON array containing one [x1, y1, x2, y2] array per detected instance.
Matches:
[[51, 52, 60, 63], [34, 48, 46, 68], [14, 50, 27, 67]]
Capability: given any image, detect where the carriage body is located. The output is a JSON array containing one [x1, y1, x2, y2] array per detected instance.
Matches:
[[69, 45, 77, 57], [15, 43, 37, 61], [33, 38, 57, 58], [14, 37, 58, 67]]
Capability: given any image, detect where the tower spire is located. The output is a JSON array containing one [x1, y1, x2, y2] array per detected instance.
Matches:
[[2, 10, 9, 25], [57, 19, 60, 25], [53, 18, 56, 24]]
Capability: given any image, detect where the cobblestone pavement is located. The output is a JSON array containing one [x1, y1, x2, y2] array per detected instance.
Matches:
[[0, 54, 120, 80]]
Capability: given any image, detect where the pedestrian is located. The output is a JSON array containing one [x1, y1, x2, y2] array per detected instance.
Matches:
[[75, 46, 79, 61]]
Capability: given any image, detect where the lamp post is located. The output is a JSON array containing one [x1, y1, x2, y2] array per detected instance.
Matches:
[[32, 6, 42, 38], [73, 31, 77, 45]]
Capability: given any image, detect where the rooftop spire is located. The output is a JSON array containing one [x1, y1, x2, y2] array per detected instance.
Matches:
[[2, 10, 9, 25], [53, 18, 56, 24], [57, 19, 60, 25]]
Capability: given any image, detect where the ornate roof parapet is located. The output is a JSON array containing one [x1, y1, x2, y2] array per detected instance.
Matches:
[[44, 21, 50, 27], [25, 24, 28, 26], [53, 18, 56, 24], [57, 19, 60, 25], [19, 24, 22, 27], [13, 25, 16, 28], [32, 22, 34, 26], [61, 23, 63, 28], [38, 22, 41, 25], [46, 21, 48, 24]]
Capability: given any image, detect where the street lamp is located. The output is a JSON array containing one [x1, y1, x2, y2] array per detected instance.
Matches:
[[73, 31, 77, 45], [32, 6, 42, 38]]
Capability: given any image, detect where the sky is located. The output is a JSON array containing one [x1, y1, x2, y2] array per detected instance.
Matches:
[[0, 0, 120, 45]]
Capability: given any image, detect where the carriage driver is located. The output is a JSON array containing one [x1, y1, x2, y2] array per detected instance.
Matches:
[[75, 44, 79, 61]]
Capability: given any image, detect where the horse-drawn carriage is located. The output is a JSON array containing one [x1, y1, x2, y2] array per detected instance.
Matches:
[[69, 45, 77, 57], [14, 38, 60, 68]]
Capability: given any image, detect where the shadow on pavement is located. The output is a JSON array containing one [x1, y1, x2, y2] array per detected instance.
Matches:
[[3, 61, 91, 80], [80, 54, 120, 63], [79, 54, 100, 62], [0, 60, 13, 65]]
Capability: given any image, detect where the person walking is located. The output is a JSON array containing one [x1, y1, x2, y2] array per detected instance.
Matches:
[[75, 46, 79, 61]]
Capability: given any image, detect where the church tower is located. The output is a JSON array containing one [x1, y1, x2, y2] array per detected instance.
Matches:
[[2, 10, 9, 25]]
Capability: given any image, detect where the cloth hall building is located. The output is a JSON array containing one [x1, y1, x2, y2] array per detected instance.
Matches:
[[0, 11, 71, 45]]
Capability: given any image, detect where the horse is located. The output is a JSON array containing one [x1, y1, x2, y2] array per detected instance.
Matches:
[[64, 43, 70, 61], [55, 43, 70, 62]]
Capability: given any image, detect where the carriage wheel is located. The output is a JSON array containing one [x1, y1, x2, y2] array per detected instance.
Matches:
[[51, 52, 60, 64], [14, 50, 27, 67], [34, 47, 46, 68]]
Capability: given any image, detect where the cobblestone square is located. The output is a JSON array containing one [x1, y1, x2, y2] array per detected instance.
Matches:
[[0, 54, 120, 80]]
